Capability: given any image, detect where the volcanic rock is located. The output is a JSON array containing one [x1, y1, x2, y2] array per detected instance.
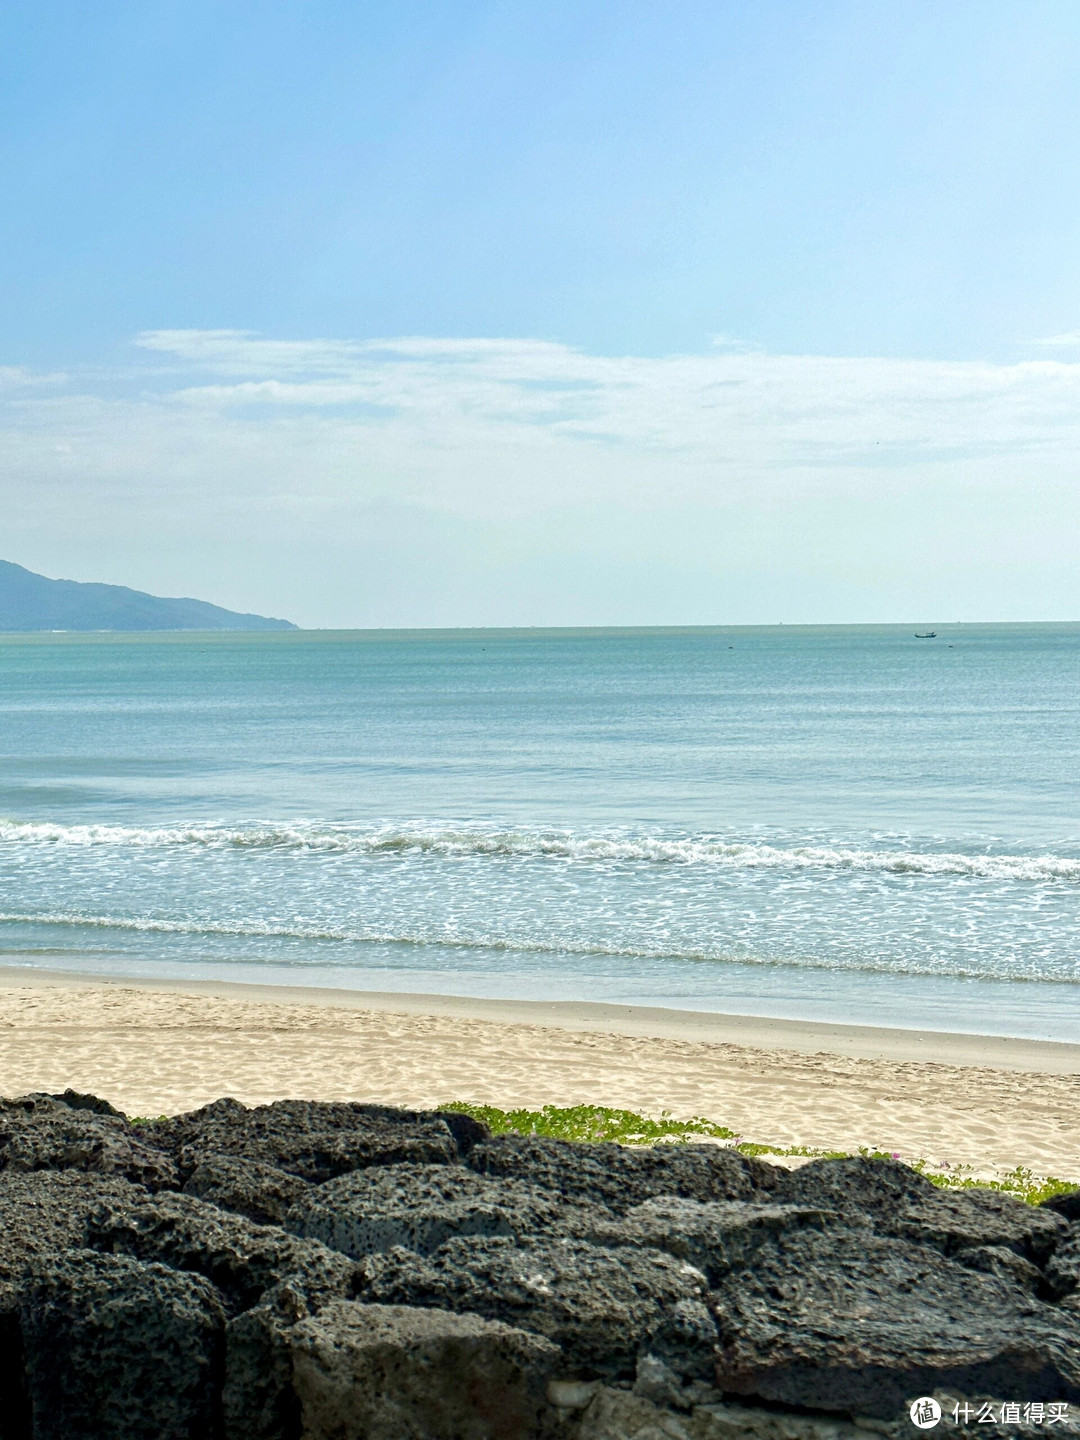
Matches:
[[577, 1385, 891, 1440], [955, 1243, 1046, 1295], [358, 1233, 716, 1379], [88, 1189, 356, 1315], [288, 1300, 561, 1440], [1045, 1223, 1080, 1300], [1042, 1189, 1080, 1223], [286, 1161, 612, 1258], [467, 1134, 774, 1212], [593, 1196, 857, 1284], [0, 1094, 177, 1188], [770, 1158, 1067, 1262], [144, 1097, 460, 1183], [19, 1249, 225, 1440], [222, 1288, 308, 1440], [184, 1154, 312, 1226], [709, 1224, 1080, 1415]]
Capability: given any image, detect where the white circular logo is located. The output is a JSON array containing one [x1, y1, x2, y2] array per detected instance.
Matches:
[[910, 1398, 942, 1429]]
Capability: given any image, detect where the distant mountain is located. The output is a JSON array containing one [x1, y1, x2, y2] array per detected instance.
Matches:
[[0, 560, 297, 632]]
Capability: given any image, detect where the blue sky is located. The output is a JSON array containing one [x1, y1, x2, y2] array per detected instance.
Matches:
[[3, 2, 1080, 625]]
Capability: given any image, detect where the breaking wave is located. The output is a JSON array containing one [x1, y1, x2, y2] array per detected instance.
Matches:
[[0, 819, 1077, 883]]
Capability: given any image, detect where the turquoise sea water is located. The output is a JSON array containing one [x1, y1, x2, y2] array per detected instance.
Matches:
[[0, 625, 1078, 1040]]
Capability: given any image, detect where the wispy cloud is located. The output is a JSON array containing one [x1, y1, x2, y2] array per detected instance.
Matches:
[[3, 329, 1080, 623], [1029, 331, 1080, 347]]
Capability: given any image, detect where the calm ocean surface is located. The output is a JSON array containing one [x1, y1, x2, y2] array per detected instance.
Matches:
[[1, 625, 1078, 1040]]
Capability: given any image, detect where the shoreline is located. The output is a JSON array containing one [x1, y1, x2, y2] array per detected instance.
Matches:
[[1, 962, 1078, 1073], [0, 964, 1077, 1180]]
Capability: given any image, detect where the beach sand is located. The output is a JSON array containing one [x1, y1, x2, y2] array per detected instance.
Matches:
[[1, 967, 1077, 1182]]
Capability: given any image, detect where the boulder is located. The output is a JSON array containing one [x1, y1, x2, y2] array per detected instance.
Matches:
[[708, 1225, 1080, 1417], [358, 1233, 715, 1379], [889, 1189, 1066, 1264], [222, 1286, 308, 1440], [467, 1135, 774, 1212], [592, 1197, 857, 1285], [1045, 1223, 1080, 1301], [576, 1386, 695, 1440], [1043, 1190, 1080, 1223], [0, 1172, 145, 1440], [19, 1249, 225, 1440], [184, 1154, 312, 1225], [88, 1189, 357, 1315], [577, 1386, 887, 1440], [47, 1088, 126, 1117], [955, 1243, 1046, 1295], [770, 1158, 1067, 1263], [289, 1300, 560, 1440], [0, 1170, 145, 1296], [0, 1094, 176, 1189], [143, 1097, 460, 1183], [286, 1161, 610, 1258]]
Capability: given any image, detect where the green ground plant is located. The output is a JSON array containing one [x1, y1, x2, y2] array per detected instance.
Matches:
[[442, 1102, 736, 1145], [441, 1101, 1078, 1207]]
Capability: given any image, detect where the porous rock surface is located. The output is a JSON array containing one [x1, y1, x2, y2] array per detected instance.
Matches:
[[467, 1132, 772, 1211], [357, 1232, 718, 1378], [286, 1161, 611, 1257], [0, 1094, 176, 1189], [88, 1188, 357, 1315], [289, 1300, 560, 1440], [770, 1157, 1069, 1262], [145, 1096, 461, 1183], [709, 1225, 1080, 1415], [184, 1153, 312, 1226], [19, 1248, 224, 1440], [0, 1087, 1078, 1439]]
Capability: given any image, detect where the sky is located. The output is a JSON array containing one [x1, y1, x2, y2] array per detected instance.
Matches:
[[2, 0, 1080, 627]]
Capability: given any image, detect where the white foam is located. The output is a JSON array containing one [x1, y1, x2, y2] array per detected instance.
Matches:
[[0, 818, 1077, 882]]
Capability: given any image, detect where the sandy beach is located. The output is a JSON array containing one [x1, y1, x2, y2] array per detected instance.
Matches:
[[0, 966, 1076, 1183]]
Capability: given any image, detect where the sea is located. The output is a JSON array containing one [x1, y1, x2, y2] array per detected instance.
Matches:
[[1, 624, 1078, 1041]]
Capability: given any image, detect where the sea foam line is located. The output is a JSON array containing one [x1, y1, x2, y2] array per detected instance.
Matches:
[[0, 907, 1073, 984], [0, 820, 1077, 882]]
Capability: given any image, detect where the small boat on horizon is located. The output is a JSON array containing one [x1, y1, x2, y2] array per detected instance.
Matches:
[[914, 631, 937, 638]]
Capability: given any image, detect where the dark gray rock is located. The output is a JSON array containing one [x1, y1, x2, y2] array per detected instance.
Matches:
[[709, 1225, 1080, 1417], [1043, 1189, 1080, 1223], [771, 1157, 1068, 1263], [0, 1170, 145, 1297], [19, 1248, 225, 1440], [768, 1155, 937, 1213], [1045, 1223, 1080, 1301], [0, 1172, 143, 1440], [46, 1088, 126, 1117], [467, 1135, 774, 1212], [591, 1196, 858, 1285], [144, 1097, 460, 1183], [0, 1094, 177, 1188], [184, 1154, 312, 1226], [286, 1161, 610, 1258], [891, 1187, 1068, 1263], [289, 1300, 561, 1440], [89, 1189, 357, 1316], [358, 1233, 715, 1380], [356, 1103, 491, 1155], [222, 1285, 309, 1440], [956, 1243, 1046, 1295]]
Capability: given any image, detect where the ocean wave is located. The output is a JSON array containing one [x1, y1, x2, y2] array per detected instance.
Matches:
[[0, 819, 1077, 882], [0, 906, 1073, 984]]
